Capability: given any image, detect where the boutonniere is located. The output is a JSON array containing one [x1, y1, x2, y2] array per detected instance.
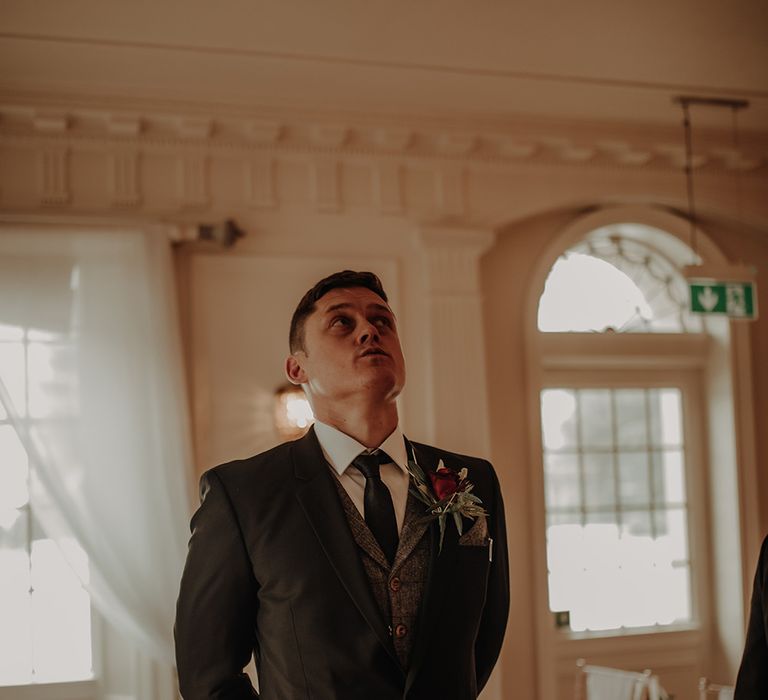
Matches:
[[407, 454, 486, 552]]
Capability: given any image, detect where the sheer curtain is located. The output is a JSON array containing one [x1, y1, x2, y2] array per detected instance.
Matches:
[[0, 226, 193, 692]]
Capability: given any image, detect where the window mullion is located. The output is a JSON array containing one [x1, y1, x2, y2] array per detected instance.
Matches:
[[575, 389, 586, 528], [645, 388, 658, 540], [610, 389, 622, 531]]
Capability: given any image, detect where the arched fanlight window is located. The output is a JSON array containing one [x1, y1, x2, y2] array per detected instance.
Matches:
[[535, 222, 708, 635], [538, 224, 705, 333]]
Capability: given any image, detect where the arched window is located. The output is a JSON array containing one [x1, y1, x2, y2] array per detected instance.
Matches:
[[515, 208, 752, 699], [536, 224, 707, 635], [538, 223, 704, 334]]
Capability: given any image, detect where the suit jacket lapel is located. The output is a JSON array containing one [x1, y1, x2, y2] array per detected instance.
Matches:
[[404, 440, 462, 693], [291, 428, 400, 668], [392, 494, 432, 571]]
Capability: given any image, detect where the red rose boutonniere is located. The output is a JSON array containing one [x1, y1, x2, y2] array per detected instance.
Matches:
[[428, 465, 461, 501], [407, 456, 486, 552]]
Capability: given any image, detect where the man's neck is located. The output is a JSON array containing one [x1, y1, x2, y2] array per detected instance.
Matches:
[[314, 401, 398, 449]]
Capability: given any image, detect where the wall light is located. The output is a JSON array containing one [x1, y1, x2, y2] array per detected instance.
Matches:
[[273, 382, 314, 441]]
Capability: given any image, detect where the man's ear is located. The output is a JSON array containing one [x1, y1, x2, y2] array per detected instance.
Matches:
[[285, 354, 307, 385]]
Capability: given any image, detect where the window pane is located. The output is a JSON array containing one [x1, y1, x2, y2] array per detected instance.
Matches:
[[579, 390, 613, 448], [537, 252, 654, 333], [618, 451, 651, 507], [547, 510, 581, 528], [652, 450, 686, 505], [536, 227, 702, 334], [0, 325, 24, 341], [547, 523, 585, 615], [0, 342, 27, 417], [649, 388, 683, 447], [582, 453, 614, 508], [0, 324, 92, 686], [544, 452, 580, 509], [621, 509, 653, 538], [28, 342, 78, 419], [655, 564, 692, 624], [585, 510, 617, 526], [571, 569, 624, 632], [0, 584, 32, 685], [0, 512, 32, 686], [617, 566, 658, 629], [615, 389, 647, 447], [540, 385, 693, 631], [654, 508, 689, 562], [583, 522, 621, 569], [541, 389, 577, 450], [548, 570, 573, 614], [26, 329, 65, 342], [31, 540, 92, 682], [32, 586, 92, 682], [0, 425, 30, 511], [547, 523, 584, 570]]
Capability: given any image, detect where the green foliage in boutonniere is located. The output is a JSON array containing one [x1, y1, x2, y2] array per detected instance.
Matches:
[[407, 455, 487, 552]]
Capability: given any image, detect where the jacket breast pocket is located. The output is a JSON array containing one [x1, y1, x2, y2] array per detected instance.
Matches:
[[458, 514, 490, 548]]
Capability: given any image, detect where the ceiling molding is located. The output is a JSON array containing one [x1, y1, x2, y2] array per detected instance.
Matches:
[[2, 100, 766, 175]]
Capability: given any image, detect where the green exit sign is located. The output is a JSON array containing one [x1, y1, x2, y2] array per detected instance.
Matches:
[[689, 280, 758, 319]]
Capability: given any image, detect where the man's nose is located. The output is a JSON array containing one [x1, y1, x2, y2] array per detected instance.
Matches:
[[357, 321, 380, 344]]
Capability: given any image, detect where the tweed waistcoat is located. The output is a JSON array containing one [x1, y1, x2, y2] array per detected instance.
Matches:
[[331, 475, 432, 668]]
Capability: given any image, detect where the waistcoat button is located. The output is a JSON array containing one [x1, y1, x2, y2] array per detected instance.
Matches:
[[389, 576, 401, 592], [394, 623, 408, 638]]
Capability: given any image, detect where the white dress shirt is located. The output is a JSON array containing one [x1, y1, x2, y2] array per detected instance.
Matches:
[[313, 420, 410, 533]]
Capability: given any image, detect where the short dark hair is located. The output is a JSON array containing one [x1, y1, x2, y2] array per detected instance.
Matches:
[[289, 270, 388, 353]]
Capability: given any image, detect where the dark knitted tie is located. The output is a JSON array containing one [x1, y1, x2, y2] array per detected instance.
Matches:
[[352, 450, 399, 564]]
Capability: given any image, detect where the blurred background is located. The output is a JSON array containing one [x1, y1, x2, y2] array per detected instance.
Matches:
[[0, 2, 767, 699]]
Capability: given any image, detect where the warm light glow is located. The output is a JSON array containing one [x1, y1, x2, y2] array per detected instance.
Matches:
[[274, 384, 314, 440], [286, 395, 313, 429]]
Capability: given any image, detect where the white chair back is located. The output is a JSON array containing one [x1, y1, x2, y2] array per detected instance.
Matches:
[[699, 677, 734, 700], [575, 659, 663, 700]]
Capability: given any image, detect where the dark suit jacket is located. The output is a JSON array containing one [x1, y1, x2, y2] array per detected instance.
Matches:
[[735, 534, 768, 698], [174, 427, 509, 700]]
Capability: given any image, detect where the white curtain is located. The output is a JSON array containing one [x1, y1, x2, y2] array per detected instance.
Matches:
[[0, 227, 193, 681]]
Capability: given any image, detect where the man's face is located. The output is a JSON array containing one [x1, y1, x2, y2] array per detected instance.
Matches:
[[286, 286, 406, 409]]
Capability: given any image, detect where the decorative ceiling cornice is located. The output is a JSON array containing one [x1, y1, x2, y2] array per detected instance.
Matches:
[[0, 98, 766, 174]]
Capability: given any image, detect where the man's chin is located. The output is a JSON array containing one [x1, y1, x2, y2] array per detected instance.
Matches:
[[358, 371, 403, 398]]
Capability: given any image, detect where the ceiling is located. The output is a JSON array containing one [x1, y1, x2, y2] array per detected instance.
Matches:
[[1, 0, 767, 132]]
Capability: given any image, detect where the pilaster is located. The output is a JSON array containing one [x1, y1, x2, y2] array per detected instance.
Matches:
[[418, 225, 496, 457]]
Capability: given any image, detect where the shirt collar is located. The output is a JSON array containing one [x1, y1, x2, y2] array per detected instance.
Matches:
[[313, 420, 409, 477]]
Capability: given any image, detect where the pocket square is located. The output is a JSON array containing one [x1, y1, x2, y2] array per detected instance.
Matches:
[[458, 514, 489, 546]]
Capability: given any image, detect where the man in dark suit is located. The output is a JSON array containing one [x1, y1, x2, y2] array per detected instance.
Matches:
[[174, 270, 509, 699], [735, 533, 768, 698]]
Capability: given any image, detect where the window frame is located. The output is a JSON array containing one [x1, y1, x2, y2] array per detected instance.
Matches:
[[530, 332, 713, 693], [523, 207, 758, 699], [540, 365, 710, 634]]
